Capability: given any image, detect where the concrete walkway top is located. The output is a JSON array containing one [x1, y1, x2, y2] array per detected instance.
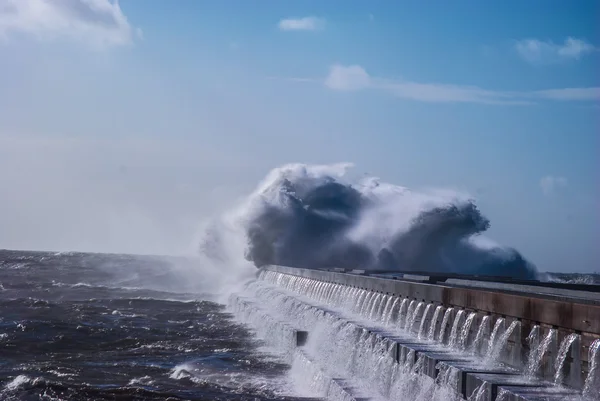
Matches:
[[264, 265, 600, 335]]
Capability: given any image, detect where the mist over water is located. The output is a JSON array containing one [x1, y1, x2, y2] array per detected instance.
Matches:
[[0, 251, 306, 401], [199, 163, 538, 280]]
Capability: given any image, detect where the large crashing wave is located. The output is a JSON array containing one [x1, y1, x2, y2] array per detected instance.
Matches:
[[199, 163, 538, 280]]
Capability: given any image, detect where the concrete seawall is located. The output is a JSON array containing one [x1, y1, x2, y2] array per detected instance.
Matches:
[[237, 265, 600, 400], [266, 265, 600, 334]]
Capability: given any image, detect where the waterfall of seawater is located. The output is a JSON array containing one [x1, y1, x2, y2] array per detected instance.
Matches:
[[484, 320, 519, 364], [378, 295, 391, 321], [527, 325, 540, 354], [376, 295, 390, 323], [495, 388, 509, 401], [246, 273, 465, 399], [418, 304, 432, 339], [366, 293, 377, 319], [449, 310, 466, 348], [407, 301, 425, 334], [243, 271, 598, 401], [524, 327, 555, 378], [368, 293, 381, 320], [459, 312, 476, 351], [428, 305, 443, 341], [291, 350, 332, 396], [318, 282, 327, 302], [229, 296, 299, 359], [355, 290, 367, 314], [238, 277, 395, 399], [398, 298, 409, 328], [368, 292, 380, 318], [554, 333, 579, 385], [330, 282, 338, 301], [431, 363, 463, 401], [470, 315, 489, 355], [385, 297, 401, 326], [360, 291, 373, 316], [381, 296, 395, 324], [317, 282, 326, 301], [438, 308, 454, 344], [467, 383, 488, 401], [404, 300, 417, 331], [484, 318, 505, 360], [387, 355, 466, 401], [583, 339, 600, 399]]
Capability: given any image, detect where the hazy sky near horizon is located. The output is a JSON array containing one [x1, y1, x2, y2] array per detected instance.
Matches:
[[0, 0, 598, 272]]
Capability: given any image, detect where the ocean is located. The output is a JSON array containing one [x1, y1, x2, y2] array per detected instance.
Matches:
[[0, 250, 308, 401], [1, 249, 598, 401]]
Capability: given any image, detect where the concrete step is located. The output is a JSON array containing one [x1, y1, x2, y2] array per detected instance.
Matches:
[[496, 385, 581, 401], [237, 280, 591, 400]]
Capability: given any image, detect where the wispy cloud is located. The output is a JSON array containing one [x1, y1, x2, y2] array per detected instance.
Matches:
[[280, 64, 600, 105], [534, 87, 600, 101], [515, 37, 597, 64], [0, 0, 139, 48], [376, 80, 524, 104], [325, 65, 371, 91], [540, 175, 568, 195], [278, 16, 325, 31]]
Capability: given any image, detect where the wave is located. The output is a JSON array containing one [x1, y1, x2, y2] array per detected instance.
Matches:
[[199, 163, 538, 280], [545, 272, 600, 285]]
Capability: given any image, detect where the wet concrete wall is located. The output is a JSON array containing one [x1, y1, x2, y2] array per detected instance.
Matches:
[[264, 264, 600, 394]]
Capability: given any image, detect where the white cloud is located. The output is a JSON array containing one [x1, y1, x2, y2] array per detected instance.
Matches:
[[0, 0, 138, 47], [377, 81, 524, 104], [314, 64, 600, 104], [534, 87, 600, 101], [323, 64, 517, 104], [278, 16, 324, 31], [540, 175, 568, 195], [515, 37, 596, 63], [325, 64, 371, 91], [557, 37, 595, 58]]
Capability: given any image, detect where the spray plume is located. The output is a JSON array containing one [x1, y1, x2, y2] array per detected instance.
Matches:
[[198, 163, 538, 280]]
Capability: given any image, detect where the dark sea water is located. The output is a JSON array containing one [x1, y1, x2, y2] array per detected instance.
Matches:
[[1, 249, 596, 401], [0, 250, 304, 401]]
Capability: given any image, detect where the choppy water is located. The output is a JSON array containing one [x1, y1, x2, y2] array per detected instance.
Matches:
[[2, 248, 597, 401], [0, 250, 306, 401]]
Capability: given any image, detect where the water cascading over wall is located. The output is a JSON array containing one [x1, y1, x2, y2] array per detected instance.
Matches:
[[228, 265, 600, 401]]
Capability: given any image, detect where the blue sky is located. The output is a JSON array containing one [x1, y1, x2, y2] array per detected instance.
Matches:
[[0, 0, 598, 272]]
